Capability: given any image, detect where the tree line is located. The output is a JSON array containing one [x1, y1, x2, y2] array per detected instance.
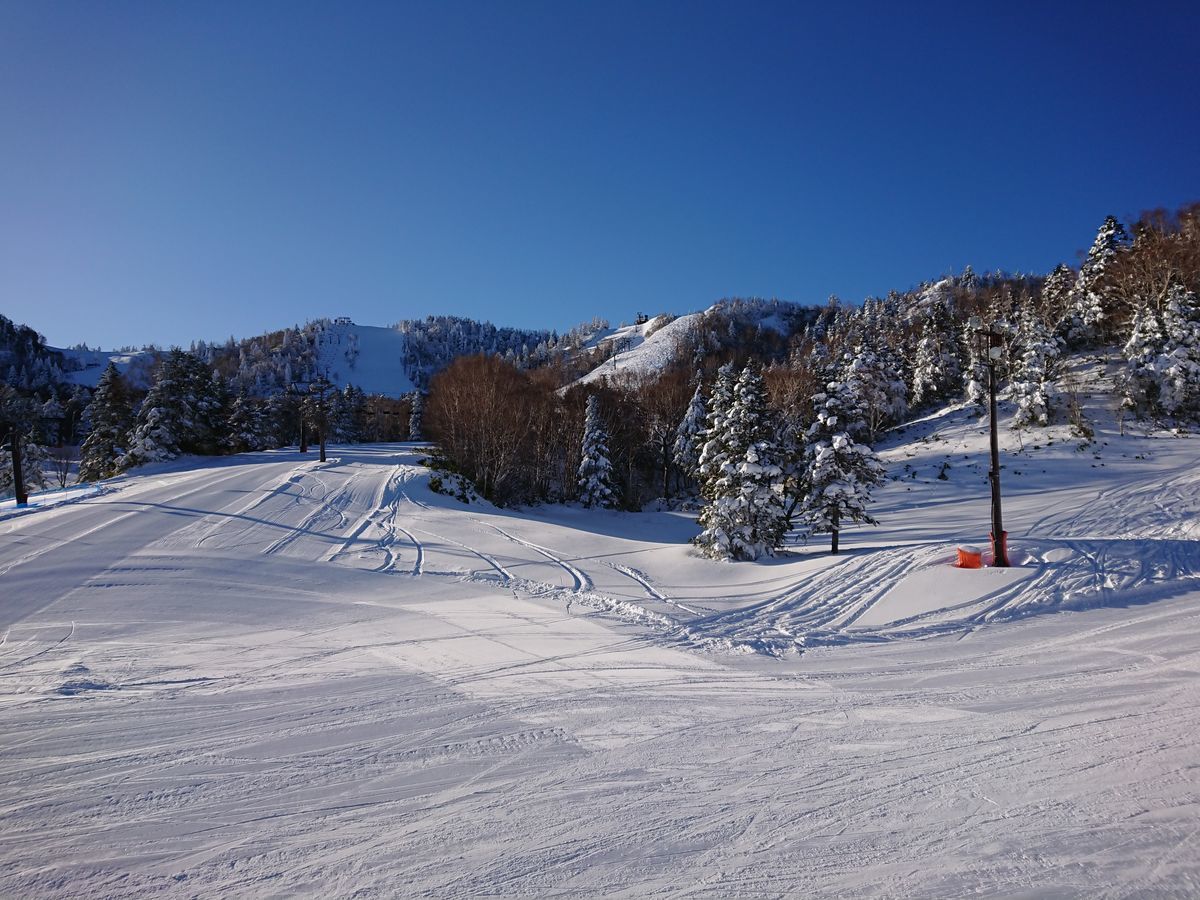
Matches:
[[422, 203, 1200, 558], [4, 201, 1198, 532]]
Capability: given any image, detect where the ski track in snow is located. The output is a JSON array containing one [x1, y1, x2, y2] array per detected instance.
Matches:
[[3, 422, 1200, 897], [476, 522, 592, 592]]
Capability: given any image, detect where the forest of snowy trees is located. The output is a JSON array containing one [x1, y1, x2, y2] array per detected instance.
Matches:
[[1, 310, 610, 492], [4, 202, 1200, 561], [419, 203, 1200, 557]]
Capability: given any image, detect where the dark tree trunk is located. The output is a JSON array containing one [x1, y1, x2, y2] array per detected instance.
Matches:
[[11, 430, 27, 505]]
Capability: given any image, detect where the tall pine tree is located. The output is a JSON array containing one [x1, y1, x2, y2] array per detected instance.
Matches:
[[1012, 306, 1060, 428], [1063, 215, 1129, 347], [577, 394, 616, 508], [802, 380, 885, 554], [79, 362, 134, 481], [409, 391, 424, 441], [696, 362, 737, 500], [695, 366, 787, 560], [672, 379, 707, 488]]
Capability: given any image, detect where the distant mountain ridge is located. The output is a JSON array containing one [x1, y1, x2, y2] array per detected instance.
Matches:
[[39, 299, 816, 398]]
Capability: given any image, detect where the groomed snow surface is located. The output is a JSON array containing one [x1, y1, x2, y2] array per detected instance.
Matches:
[[3, 392, 1200, 896]]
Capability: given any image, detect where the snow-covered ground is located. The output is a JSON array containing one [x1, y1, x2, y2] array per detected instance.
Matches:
[[0, 483, 104, 520], [3, 380, 1200, 895]]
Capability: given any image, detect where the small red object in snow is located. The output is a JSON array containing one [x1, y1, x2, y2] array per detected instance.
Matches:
[[956, 545, 983, 569]]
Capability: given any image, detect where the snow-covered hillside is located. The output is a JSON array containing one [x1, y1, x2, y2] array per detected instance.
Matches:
[[312, 320, 415, 397], [573, 298, 804, 387], [574, 312, 701, 386], [59, 347, 155, 389], [3, 362, 1200, 896], [53, 323, 418, 397]]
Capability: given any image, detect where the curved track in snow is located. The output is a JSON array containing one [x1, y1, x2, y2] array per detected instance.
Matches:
[[3, 442, 1200, 896]]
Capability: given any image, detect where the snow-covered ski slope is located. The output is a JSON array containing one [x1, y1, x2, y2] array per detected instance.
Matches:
[[59, 347, 154, 389], [313, 320, 415, 397], [573, 300, 796, 388], [3, 384, 1200, 895], [54, 320, 418, 396], [574, 313, 702, 386]]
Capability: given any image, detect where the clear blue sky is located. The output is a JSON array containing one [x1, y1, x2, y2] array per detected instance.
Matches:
[[2, 1, 1197, 350]]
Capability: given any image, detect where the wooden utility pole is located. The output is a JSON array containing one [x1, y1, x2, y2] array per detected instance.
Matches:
[[7, 426, 28, 506], [970, 316, 1010, 567], [0, 388, 31, 506]]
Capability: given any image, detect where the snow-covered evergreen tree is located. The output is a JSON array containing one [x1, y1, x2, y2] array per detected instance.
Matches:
[[672, 380, 707, 486], [1122, 285, 1200, 419], [696, 363, 737, 500], [329, 385, 365, 442], [577, 394, 616, 508], [1120, 301, 1166, 415], [66, 384, 91, 444], [1040, 263, 1076, 327], [38, 396, 64, 445], [841, 344, 907, 443], [695, 366, 786, 560], [409, 391, 424, 441], [194, 368, 230, 454], [1063, 215, 1129, 347], [122, 351, 191, 468], [802, 380, 886, 554], [910, 304, 962, 410], [223, 391, 266, 453], [1011, 307, 1060, 428], [910, 322, 941, 409], [1157, 285, 1200, 418], [962, 323, 988, 406], [79, 362, 134, 481]]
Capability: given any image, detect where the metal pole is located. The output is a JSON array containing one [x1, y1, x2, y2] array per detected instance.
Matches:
[[987, 343, 1009, 566]]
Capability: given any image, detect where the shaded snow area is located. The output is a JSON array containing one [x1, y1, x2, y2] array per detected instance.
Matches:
[[3, 408, 1200, 894], [314, 321, 415, 397], [0, 484, 104, 520]]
